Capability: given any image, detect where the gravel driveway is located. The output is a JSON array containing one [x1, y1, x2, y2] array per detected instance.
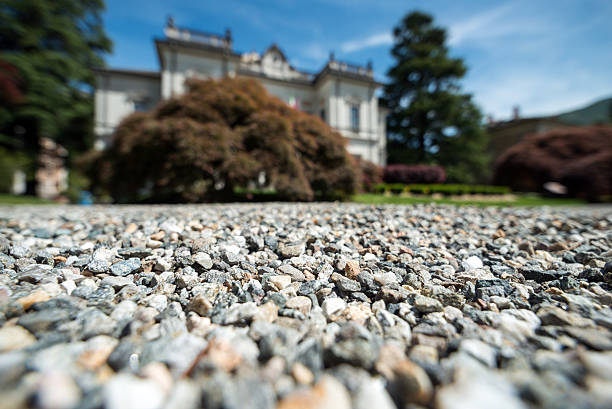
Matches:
[[0, 203, 611, 409]]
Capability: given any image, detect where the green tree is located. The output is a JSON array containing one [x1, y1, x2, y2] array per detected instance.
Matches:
[[0, 0, 112, 191], [384, 11, 489, 183]]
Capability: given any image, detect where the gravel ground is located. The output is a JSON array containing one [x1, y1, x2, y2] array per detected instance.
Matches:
[[0, 203, 611, 409]]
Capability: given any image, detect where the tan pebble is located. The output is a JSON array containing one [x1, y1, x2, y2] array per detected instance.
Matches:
[[344, 260, 360, 280], [146, 239, 163, 249], [207, 339, 242, 372], [17, 290, 51, 310], [78, 344, 116, 371], [392, 359, 433, 405], [292, 362, 314, 385], [286, 296, 312, 315], [150, 231, 165, 241], [254, 301, 278, 323], [375, 343, 406, 379], [409, 345, 438, 364], [546, 287, 564, 295], [188, 295, 213, 316], [269, 275, 292, 291], [341, 303, 371, 324], [141, 362, 173, 392], [262, 356, 285, 382], [0, 325, 36, 352], [96, 364, 115, 383], [124, 223, 138, 234], [303, 270, 316, 281], [277, 375, 351, 409]]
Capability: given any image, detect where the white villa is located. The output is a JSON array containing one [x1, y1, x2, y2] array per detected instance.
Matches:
[[94, 18, 387, 165]]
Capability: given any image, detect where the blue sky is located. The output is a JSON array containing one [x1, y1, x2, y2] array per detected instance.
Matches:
[[103, 0, 612, 120]]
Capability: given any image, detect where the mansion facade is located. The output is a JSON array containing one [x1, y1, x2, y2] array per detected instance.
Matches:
[[94, 19, 387, 165]]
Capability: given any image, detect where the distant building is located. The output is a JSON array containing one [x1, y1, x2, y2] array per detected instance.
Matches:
[[487, 116, 567, 164], [94, 18, 388, 165], [487, 97, 612, 163]]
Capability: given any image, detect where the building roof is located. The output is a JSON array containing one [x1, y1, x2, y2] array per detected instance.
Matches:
[[157, 22, 383, 88], [92, 67, 160, 79]]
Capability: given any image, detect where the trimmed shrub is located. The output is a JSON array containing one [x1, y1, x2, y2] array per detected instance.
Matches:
[[383, 164, 446, 184], [494, 125, 612, 200], [373, 183, 510, 196], [93, 78, 358, 202]]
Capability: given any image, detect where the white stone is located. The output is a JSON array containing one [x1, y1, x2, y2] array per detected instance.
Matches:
[[459, 339, 497, 368], [464, 256, 483, 270], [61, 280, 76, 295], [147, 294, 168, 312], [104, 373, 166, 409], [321, 298, 347, 318], [363, 253, 378, 262], [353, 377, 396, 409], [436, 367, 527, 409], [36, 372, 81, 409]]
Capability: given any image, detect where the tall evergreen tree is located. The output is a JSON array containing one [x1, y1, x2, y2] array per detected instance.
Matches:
[[384, 11, 489, 183], [0, 0, 112, 190]]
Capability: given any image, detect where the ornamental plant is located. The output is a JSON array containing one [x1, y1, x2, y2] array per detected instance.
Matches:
[[95, 77, 359, 202]]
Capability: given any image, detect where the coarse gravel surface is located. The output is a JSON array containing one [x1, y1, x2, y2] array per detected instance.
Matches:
[[0, 203, 611, 409]]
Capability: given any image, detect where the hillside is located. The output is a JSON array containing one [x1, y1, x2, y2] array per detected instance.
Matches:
[[555, 96, 612, 125]]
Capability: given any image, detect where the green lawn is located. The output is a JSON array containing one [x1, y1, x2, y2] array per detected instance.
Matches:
[[351, 193, 587, 207], [0, 194, 55, 205]]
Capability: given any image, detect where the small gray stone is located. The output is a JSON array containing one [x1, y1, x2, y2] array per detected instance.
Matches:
[[413, 295, 443, 313], [278, 241, 305, 259], [110, 258, 141, 276]]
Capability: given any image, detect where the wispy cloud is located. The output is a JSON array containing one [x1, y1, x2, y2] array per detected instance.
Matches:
[[340, 31, 392, 53], [447, 3, 516, 46], [445, 1, 559, 50]]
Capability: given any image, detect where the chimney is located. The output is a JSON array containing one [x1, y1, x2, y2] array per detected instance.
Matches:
[[225, 28, 232, 49], [166, 15, 175, 28], [512, 105, 520, 120]]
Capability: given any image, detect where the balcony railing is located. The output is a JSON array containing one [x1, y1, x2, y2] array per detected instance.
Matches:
[[165, 26, 232, 49], [328, 60, 373, 77]]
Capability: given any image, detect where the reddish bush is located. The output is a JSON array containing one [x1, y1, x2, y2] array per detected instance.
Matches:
[[355, 157, 383, 192], [383, 164, 446, 184], [494, 125, 612, 200], [95, 77, 358, 202], [560, 150, 612, 201]]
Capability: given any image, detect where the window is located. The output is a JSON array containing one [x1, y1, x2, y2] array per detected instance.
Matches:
[[134, 100, 148, 112], [350, 104, 360, 131], [320, 109, 326, 121]]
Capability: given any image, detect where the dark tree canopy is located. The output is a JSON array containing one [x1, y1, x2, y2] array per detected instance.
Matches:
[[0, 0, 112, 157], [94, 78, 359, 203], [384, 11, 489, 183]]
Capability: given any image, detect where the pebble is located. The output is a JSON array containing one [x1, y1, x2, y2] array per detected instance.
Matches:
[[285, 296, 312, 316], [268, 275, 292, 291], [321, 298, 347, 318], [464, 255, 483, 270], [277, 375, 351, 409], [0, 325, 36, 352], [413, 294, 443, 313], [0, 203, 609, 409], [104, 373, 166, 409]]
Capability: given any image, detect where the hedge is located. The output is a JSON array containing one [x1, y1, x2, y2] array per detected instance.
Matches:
[[374, 183, 511, 196]]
